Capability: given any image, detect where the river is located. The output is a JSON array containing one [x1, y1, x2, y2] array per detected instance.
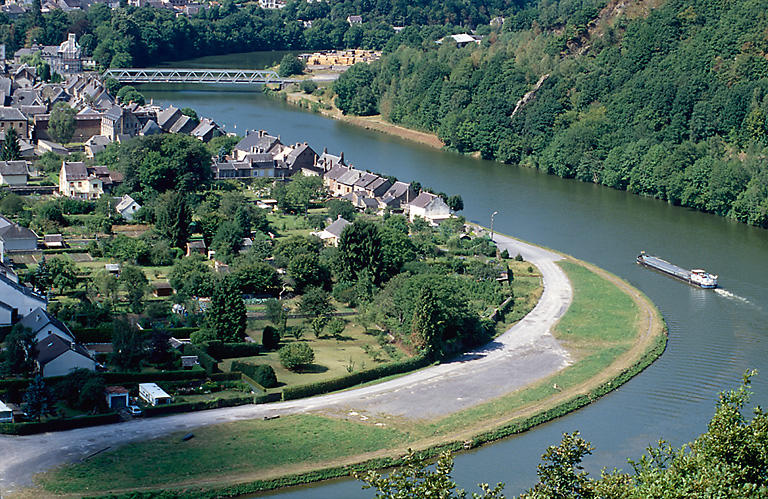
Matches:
[[138, 55, 768, 496]]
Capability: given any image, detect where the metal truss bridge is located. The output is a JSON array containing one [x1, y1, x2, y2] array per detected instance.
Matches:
[[102, 68, 296, 85]]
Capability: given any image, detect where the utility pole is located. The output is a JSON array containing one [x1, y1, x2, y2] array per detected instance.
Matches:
[[490, 211, 498, 241]]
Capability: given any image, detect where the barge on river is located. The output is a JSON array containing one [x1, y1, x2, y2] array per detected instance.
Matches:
[[637, 252, 718, 289]]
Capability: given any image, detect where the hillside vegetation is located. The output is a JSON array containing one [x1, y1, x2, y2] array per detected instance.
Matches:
[[336, 0, 768, 228]]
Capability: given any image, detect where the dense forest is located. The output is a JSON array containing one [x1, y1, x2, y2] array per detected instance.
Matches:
[[334, 0, 768, 228], [0, 0, 600, 68]]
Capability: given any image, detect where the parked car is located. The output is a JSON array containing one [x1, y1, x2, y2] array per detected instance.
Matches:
[[127, 405, 142, 416]]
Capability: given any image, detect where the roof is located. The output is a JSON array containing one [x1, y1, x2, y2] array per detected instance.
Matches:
[[141, 119, 163, 136], [324, 217, 351, 238], [0, 107, 25, 121], [169, 115, 195, 134], [191, 119, 217, 138], [187, 240, 206, 249], [103, 104, 123, 121], [0, 161, 29, 176], [44, 233, 63, 242], [325, 165, 351, 181], [409, 191, 439, 209], [36, 333, 92, 366], [139, 383, 171, 399], [62, 161, 88, 180], [116, 194, 139, 212], [336, 169, 362, 186], [105, 386, 129, 395], [0, 269, 46, 304], [235, 130, 280, 153], [157, 106, 181, 129], [286, 143, 315, 164], [86, 135, 111, 147], [18, 306, 72, 338], [0, 222, 37, 241], [354, 172, 380, 188]]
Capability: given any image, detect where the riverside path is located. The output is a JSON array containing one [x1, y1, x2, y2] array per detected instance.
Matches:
[[0, 233, 573, 492]]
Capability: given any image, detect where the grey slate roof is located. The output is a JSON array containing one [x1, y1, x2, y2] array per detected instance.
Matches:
[[19, 306, 73, 339], [103, 104, 123, 121], [36, 333, 93, 366], [336, 169, 362, 186], [157, 106, 181, 130], [141, 119, 163, 136], [409, 191, 439, 209], [324, 165, 350, 181], [324, 217, 351, 238], [169, 115, 196, 134], [0, 223, 37, 241], [235, 130, 281, 153], [62, 161, 88, 180], [0, 161, 29, 176], [0, 107, 26, 121]]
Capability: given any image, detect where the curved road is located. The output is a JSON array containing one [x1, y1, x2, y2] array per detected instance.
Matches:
[[0, 234, 573, 493]]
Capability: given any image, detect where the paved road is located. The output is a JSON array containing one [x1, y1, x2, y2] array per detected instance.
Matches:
[[0, 233, 572, 493]]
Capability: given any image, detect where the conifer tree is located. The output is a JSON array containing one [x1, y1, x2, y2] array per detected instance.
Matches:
[[23, 375, 57, 421], [208, 276, 246, 343], [0, 127, 21, 161]]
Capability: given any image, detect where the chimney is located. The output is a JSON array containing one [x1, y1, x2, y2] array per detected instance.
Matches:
[[323, 147, 327, 154], [340, 151, 344, 163]]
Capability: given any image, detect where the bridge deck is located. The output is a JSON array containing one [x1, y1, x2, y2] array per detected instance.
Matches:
[[102, 68, 296, 85]]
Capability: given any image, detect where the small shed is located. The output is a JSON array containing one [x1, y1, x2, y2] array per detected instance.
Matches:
[[152, 281, 174, 297], [139, 383, 172, 406], [105, 386, 129, 409], [105, 263, 120, 275], [0, 399, 13, 423], [43, 233, 64, 248], [181, 355, 199, 368], [186, 240, 206, 257]]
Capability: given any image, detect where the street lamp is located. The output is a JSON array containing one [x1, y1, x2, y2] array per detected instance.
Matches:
[[490, 211, 498, 241]]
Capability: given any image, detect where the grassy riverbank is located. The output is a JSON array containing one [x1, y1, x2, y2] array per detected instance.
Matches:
[[30, 257, 665, 498]]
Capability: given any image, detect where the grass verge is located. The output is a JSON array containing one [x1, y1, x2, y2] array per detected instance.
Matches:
[[32, 257, 665, 498]]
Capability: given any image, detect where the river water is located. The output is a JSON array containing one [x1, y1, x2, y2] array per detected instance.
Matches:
[[139, 55, 768, 496]]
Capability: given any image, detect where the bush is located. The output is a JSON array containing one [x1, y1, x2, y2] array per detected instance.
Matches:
[[142, 396, 254, 417], [283, 355, 429, 400], [500, 249, 510, 259], [262, 325, 280, 351], [300, 79, 317, 94], [203, 341, 260, 360], [279, 343, 315, 371], [0, 413, 120, 435], [515, 254, 524, 261], [231, 362, 278, 388]]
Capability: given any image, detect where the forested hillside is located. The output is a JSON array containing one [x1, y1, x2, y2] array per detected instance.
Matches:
[[337, 0, 768, 228]]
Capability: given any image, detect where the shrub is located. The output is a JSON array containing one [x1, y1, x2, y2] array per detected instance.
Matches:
[[500, 249, 510, 259], [204, 341, 260, 360], [279, 343, 315, 371], [262, 325, 280, 351], [300, 79, 317, 94], [515, 254, 524, 261], [231, 362, 278, 389]]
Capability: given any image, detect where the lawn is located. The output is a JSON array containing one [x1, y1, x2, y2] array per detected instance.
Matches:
[[38, 414, 411, 494], [36, 259, 661, 497]]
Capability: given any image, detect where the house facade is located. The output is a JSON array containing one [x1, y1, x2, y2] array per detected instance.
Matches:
[[407, 192, 452, 225], [0, 161, 29, 185]]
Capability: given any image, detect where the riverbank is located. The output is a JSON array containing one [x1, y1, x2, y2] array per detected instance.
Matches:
[[20, 236, 666, 498], [281, 89, 445, 149]]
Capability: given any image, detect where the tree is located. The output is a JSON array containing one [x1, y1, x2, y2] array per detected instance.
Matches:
[[232, 261, 281, 295], [338, 219, 384, 283], [116, 85, 145, 105], [0, 126, 21, 161], [47, 257, 78, 295], [279, 342, 315, 371], [22, 375, 57, 422], [111, 321, 145, 371], [56, 369, 106, 413], [446, 194, 464, 212], [119, 264, 148, 313], [410, 287, 444, 356], [357, 450, 504, 499], [299, 286, 334, 320], [155, 190, 192, 249], [288, 253, 329, 293], [1, 325, 36, 376], [48, 102, 76, 144], [207, 275, 246, 343], [0, 193, 26, 216], [334, 63, 377, 115], [93, 269, 120, 310], [326, 199, 356, 221], [278, 54, 305, 77], [169, 255, 215, 299], [327, 317, 346, 340], [262, 325, 281, 350], [264, 298, 288, 334], [300, 79, 318, 94]]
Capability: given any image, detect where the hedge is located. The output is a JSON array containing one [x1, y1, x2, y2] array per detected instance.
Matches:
[[210, 372, 242, 382], [101, 368, 206, 384], [230, 362, 277, 389], [283, 355, 430, 401], [74, 326, 200, 344], [0, 412, 120, 435], [182, 343, 219, 374], [203, 341, 260, 360], [254, 392, 282, 404], [142, 395, 254, 417], [240, 373, 267, 392]]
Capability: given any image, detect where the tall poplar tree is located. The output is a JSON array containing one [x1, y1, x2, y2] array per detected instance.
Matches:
[[155, 190, 191, 249], [207, 276, 246, 343], [0, 127, 21, 161]]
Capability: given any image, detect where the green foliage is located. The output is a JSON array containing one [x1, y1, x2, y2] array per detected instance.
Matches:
[[119, 264, 148, 313], [154, 190, 192, 249], [207, 276, 247, 343], [232, 261, 281, 295], [230, 362, 278, 388], [55, 369, 107, 413], [1, 325, 36, 376], [334, 63, 377, 115], [0, 193, 25, 216], [169, 255, 215, 299], [278, 342, 315, 371], [273, 234, 321, 267], [288, 253, 329, 293], [338, 218, 384, 283], [264, 298, 288, 334], [203, 340, 260, 360], [0, 126, 21, 161], [116, 85, 145, 105], [278, 54, 305, 77], [48, 102, 76, 144], [22, 375, 57, 421], [46, 257, 78, 295], [111, 321, 145, 372], [274, 174, 323, 214], [298, 286, 335, 320], [261, 325, 281, 351], [325, 199, 356, 221], [300, 79, 318, 94]]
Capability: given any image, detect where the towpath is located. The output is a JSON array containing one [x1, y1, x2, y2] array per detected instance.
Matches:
[[0, 233, 573, 493]]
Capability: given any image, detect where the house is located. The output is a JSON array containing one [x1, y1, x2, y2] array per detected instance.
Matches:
[[437, 33, 482, 48], [233, 130, 283, 160], [115, 194, 141, 221], [43, 234, 64, 248], [169, 115, 197, 135], [407, 191, 452, 225], [140, 119, 163, 136], [84, 135, 111, 158], [105, 386, 129, 409], [353, 172, 391, 197], [19, 306, 75, 344], [0, 107, 29, 138], [0, 269, 47, 324], [59, 162, 122, 199], [139, 383, 172, 406], [0, 400, 12, 423], [0, 161, 29, 185], [283, 143, 317, 173], [311, 216, 351, 247], [156, 106, 183, 132], [36, 139, 69, 155], [347, 15, 363, 25], [212, 153, 284, 180], [36, 334, 95, 377], [190, 118, 221, 142], [101, 105, 143, 140], [34, 113, 102, 143], [40, 34, 82, 75], [0, 215, 38, 253], [329, 167, 362, 197], [186, 240, 206, 257], [152, 281, 174, 297]]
